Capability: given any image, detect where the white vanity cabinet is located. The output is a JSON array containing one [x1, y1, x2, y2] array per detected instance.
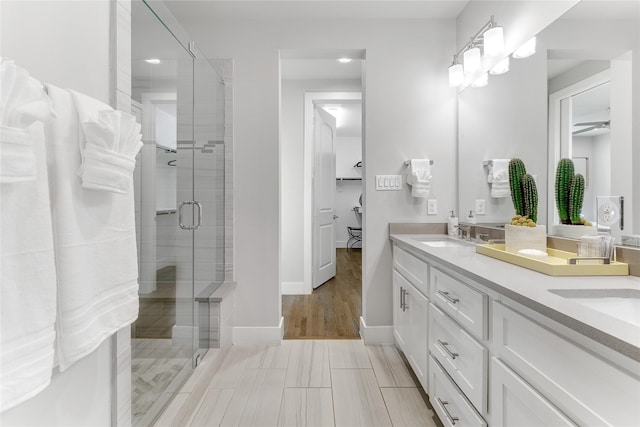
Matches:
[[491, 357, 576, 427], [392, 246, 429, 391], [492, 301, 640, 427]]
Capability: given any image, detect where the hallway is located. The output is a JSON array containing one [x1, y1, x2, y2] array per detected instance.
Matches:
[[282, 249, 362, 339]]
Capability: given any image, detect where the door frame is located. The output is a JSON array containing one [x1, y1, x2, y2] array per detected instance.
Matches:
[[303, 92, 362, 294]]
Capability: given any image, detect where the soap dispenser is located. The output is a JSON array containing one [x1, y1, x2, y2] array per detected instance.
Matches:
[[467, 210, 477, 224], [448, 211, 459, 237]]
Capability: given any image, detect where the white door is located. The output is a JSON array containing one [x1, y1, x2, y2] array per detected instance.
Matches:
[[312, 106, 337, 289]]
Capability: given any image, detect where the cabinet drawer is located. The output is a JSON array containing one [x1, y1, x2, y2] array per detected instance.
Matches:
[[494, 302, 640, 427], [431, 267, 488, 340], [429, 356, 486, 427], [393, 245, 428, 296], [430, 303, 487, 413], [491, 357, 576, 427]]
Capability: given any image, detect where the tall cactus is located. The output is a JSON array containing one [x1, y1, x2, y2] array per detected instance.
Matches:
[[555, 158, 574, 224], [569, 174, 585, 225], [522, 174, 538, 223], [509, 158, 527, 216]]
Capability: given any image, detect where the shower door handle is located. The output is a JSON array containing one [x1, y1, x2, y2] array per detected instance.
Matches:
[[179, 201, 202, 230]]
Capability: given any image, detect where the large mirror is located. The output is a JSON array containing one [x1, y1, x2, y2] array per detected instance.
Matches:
[[457, 0, 639, 246]]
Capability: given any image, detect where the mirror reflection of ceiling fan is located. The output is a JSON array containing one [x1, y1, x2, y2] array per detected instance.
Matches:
[[572, 120, 610, 135]]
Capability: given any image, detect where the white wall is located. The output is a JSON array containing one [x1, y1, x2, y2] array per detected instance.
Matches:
[[1, 1, 114, 425], [185, 18, 458, 334], [281, 79, 361, 287]]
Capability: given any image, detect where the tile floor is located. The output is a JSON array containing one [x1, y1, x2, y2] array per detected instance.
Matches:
[[157, 339, 440, 427]]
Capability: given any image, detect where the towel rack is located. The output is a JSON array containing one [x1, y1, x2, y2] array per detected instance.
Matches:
[[404, 160, 433, 166]]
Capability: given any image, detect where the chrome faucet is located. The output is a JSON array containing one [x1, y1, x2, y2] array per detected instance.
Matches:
[[459, 224, 471, 241]]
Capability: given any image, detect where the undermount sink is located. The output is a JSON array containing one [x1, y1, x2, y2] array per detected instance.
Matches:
[[419, 239, 468, 248], [548, 289, 640, 326]]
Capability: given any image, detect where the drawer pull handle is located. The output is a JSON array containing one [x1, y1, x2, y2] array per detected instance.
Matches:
[[438, 290, 460, 304], [437, 398, 459, 425], [400, 286, 404, 309], [437, 339, 459, 359], [402, 289, 409, 311]]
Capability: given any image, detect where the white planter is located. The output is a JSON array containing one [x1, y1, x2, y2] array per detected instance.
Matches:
[[505, 224, 547, 254], [553, 224, 598, 240]]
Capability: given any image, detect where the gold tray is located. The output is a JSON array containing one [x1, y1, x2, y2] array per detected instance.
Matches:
[[476, 244, 629, 276]]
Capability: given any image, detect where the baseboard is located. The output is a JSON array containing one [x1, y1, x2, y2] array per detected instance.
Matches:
[[359, 316, 393, 344], [233, 317, 284, 345], [281, 281, 310, 295]]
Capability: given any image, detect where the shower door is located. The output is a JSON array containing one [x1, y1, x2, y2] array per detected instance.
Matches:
[[131, 2, 214, 425]]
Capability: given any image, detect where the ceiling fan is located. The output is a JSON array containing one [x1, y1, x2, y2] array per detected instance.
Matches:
[[572, 120, 610, 135]]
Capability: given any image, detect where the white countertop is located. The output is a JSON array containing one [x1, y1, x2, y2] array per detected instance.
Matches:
[[390, 234, 640, 362]]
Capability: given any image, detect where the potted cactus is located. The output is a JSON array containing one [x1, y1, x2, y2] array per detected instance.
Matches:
[[505, 158, 547, 254], [553, 158, 597, 239]]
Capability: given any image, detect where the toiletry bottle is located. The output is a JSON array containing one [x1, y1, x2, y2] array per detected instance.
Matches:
[[467, 210, 477, 224], [448, 211, 459, 237]]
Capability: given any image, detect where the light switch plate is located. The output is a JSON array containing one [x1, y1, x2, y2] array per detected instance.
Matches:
[[427, 199, 437, 215], [375, 175, 403, 191], [475, 199, 486, 215]]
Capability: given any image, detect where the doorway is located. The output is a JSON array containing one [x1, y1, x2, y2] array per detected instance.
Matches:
[[279, 51, 364, 338]]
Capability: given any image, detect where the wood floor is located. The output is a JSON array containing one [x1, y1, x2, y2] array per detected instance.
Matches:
[[283, 249, 362, 339], [155, 340, 440, 427]]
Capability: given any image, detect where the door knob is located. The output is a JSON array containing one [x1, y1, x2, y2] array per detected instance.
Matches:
[[333, 214, 339, 219]]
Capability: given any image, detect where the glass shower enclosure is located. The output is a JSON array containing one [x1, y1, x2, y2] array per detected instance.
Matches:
[[130, 1, 226, 425]]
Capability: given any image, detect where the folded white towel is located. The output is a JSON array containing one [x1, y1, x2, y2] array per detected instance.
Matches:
[[489, 159, 510, 198], [406, 159, 431, 197], [69, 90, 142, 194], [45, 85, 139, 371], [0, 58, 53, 183], [1, 121, 57, 411]]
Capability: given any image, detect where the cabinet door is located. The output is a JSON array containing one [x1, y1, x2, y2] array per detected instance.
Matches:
[[491, 358, 577, 427], [405, 283, 429, 391], [392, 270, 410, 351]]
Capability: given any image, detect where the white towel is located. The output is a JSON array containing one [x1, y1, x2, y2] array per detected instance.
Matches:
[[406, 159, 431, 197], [0, 58, 53, 183], [489, 159, 510, 198], [1, 74, 57, 410], [45, 85, 139, 371], [69, 90, 142, 194]]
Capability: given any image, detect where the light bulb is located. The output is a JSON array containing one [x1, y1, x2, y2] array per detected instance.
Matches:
[[471, 73, 488, 88], [513, 37, 536, 58], [145, 58, 161, 64], [483, 26, 504, 57], [463, 47, 481, 74], [448, 63, 464, 87], [489, 56, 510, 75], [337, 58, 352, 64]]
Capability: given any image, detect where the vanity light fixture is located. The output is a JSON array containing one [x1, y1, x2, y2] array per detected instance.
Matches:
[[337, 57, 352, 64], [483, 26, 505, 57], [145, 58, 161, 64], [513, 37, 537, 58], [448, 61, 465, 87], [463, 46, 482, 74], [448, 15, 506, 88]]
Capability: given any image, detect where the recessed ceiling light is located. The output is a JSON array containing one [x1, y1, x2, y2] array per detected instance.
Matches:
[[145, 58, 161, 65], [337, 58, 352, 64]]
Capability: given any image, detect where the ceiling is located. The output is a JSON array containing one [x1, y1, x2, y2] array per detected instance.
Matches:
[[163, 0, 470, 21]]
